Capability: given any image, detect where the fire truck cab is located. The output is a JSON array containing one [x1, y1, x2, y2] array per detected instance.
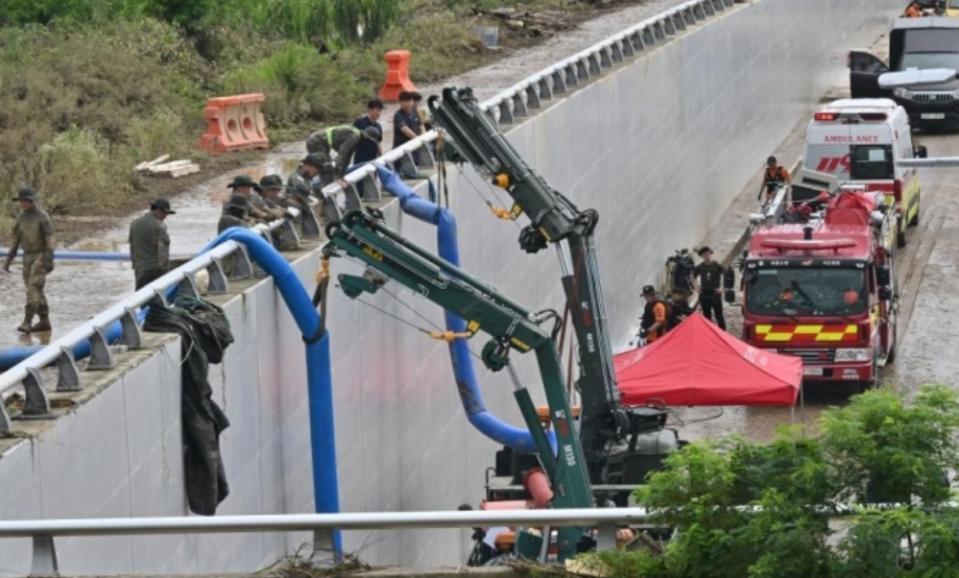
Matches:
[[742, 190, 898, 388], [802, 99, 923, 248]]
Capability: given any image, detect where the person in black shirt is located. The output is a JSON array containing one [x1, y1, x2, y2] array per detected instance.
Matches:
[[693, 246, 726, 330], [667, 288, 694, 330], [393, 91, 423, 149], [352, 99, 383, 165]]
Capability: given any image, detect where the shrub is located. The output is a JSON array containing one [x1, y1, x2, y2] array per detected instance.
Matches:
[[37, 128, 122, 214], [0, 19, 208, 211], [591, 386, 959, 578], [220, 43, 371, 133]]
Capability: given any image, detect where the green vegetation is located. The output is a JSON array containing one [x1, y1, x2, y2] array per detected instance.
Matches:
[[0, 0, 623, 237], [585, 385, 959, 578]]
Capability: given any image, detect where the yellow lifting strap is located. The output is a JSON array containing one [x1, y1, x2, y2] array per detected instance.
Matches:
[[486, 201, 522, 221], [316, 255, 331, 285], [426, 330, 473, 342]]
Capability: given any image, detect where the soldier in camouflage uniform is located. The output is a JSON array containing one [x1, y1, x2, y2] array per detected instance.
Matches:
[[4, 187, 55, 333]]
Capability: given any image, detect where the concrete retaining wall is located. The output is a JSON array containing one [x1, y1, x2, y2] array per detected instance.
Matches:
[[0, 0, 902, 574]]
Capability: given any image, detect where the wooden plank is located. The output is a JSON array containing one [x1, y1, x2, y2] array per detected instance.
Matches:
[[135, 154, 170, 172]]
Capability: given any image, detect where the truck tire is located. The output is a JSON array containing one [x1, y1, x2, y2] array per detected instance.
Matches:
[[909, 191, 920, 227], [897, 217, 907, 248]]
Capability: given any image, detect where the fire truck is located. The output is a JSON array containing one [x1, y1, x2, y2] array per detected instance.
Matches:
[[742, 188, 898, 388]]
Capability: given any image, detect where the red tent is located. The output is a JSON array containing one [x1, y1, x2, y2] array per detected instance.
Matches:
[[615, 313, 801, 407]]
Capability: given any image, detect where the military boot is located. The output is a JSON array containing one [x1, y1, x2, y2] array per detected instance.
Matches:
[[16, 311, 33, 334], [30, 316, 51, 333]]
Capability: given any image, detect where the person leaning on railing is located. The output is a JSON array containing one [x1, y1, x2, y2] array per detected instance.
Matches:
[[128, 198, 174, 292]]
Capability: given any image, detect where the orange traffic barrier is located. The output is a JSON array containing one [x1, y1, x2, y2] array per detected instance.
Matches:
[[379, 50, 417, 101], [197, 93, 270, 155]]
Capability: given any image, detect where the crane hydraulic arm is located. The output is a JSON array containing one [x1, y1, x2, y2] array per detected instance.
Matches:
[[428, 87, 629, 477], [324, 210, 593, 559]]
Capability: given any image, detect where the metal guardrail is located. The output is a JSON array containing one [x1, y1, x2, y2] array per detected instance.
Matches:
[[0, 207, 320, 435], [334, 0, 740, 206], [8, 508, 653, 575]]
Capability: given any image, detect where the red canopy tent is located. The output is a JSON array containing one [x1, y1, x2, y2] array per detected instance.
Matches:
[[615, 313, 801, 407]]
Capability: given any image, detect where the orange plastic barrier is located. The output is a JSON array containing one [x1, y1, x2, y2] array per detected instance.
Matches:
[[197, 93, 270, 154], [379, 50, 417, 101]]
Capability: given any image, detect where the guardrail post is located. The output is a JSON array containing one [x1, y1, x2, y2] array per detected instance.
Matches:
[[599, 47, 612, 68], [0, 404, 11, 435], [86, 326, 115, 370], [206, 258, 230, 294], [596, 524, 617, 551], [713, 0, 727, 11], [662, 16, 675, 36], [498, 100, 514, 125], [357, 172, 382, 204], [300, 203, 323, 238], [483, 108, 498, 127], [671, 12, 685, 32], [587, 53, 601, 76], [565, 63, 578, 87], [314, 528, 338, 564], [119, 307, 143, 350], [576, 59, 589, 81], [610, 42, 623, 63], [271, 219, 301, 252], [697, 1, 710, 18], [177, 273, 200, 300], [396, 150, 419, 177], [683, 6, 696, 24], [629, 30, 644, 52], [551, 70, 566, 94], [30, 535, 58, 577], [535, 78, 551, 102], [643, 27, 656, 46], [414, 144, 437, 170], [23, 368, 51, 416], [230, 245, 254, 280], [511, 93, 528, 118], [652, 21, 665, 41], [151, 287, 170, 309], [55, 347, 81, 392], [525, 84, 541, 109]]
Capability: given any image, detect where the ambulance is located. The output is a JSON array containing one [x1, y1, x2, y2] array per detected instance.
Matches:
[[802, 98, 924, 247]]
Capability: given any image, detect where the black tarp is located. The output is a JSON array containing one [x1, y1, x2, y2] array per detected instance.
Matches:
[[144, 296, 234, 515]]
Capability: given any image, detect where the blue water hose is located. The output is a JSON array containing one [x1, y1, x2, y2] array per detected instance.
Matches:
[[1, 248, 130, 261], [377, 166, 554, 454], [204, 228, 341, 556]]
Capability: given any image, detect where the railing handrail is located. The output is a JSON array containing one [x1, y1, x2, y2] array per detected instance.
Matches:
[[0, 508, 652, 537]]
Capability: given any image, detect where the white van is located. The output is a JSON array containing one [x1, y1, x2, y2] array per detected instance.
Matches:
[[802, 98, 923, 247]]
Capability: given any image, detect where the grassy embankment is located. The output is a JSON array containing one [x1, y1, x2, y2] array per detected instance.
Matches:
[[0, 0, 620, 238]]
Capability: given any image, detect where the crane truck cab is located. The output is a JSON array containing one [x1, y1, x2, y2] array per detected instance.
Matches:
[[742, 190, 898, 389], [802, 99, 922, 248], [849, 17, 959, 128]]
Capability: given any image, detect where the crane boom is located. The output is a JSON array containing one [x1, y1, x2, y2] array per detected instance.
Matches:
[[428, 87, 632, 479], [324, 210, 594, 559]]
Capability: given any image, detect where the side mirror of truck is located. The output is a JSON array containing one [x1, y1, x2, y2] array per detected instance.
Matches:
[[877, 266, 892, 287], [914, 145, 928, 159], [879, 286, 893, 301]]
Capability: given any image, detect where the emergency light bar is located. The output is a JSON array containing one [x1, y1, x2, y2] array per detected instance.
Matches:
[[813, 112, 886, 122], [760, 238, 858, 252]]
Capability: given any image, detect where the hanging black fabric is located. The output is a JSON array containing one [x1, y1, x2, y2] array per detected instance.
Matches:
[[144, 296, 234, 516]]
